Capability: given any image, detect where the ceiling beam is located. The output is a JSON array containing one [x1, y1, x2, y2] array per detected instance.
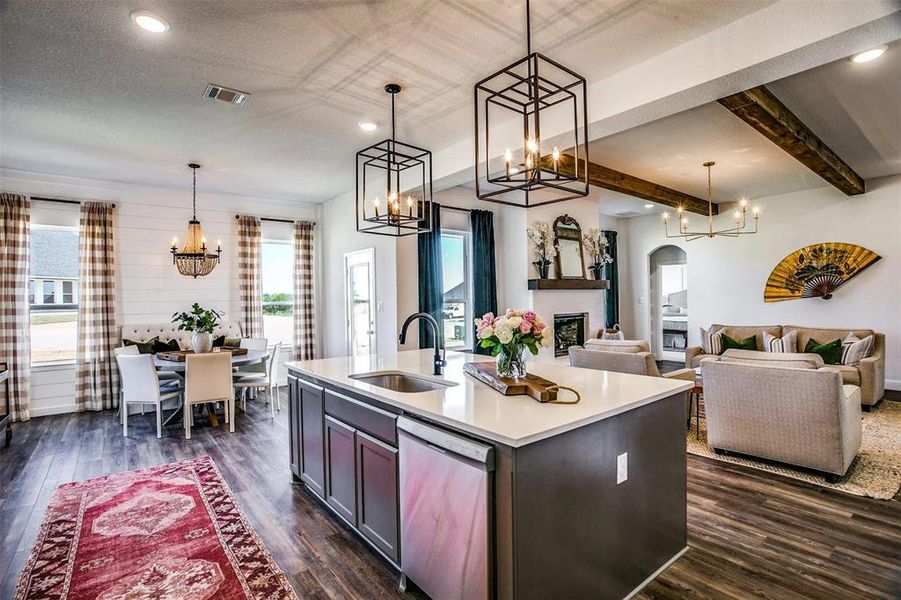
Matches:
[[547, 154, 715, 216], [718, 85, 865, 196]]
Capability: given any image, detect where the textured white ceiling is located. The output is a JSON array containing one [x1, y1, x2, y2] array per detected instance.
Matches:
[[0, 0, 772, 202]]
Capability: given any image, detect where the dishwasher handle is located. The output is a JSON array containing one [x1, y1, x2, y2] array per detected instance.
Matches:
[[398, 416, 495, 471]]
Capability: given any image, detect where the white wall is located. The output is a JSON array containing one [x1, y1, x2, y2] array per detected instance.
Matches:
[[1, 168, 320, 416], [622, 174, 901, 388]]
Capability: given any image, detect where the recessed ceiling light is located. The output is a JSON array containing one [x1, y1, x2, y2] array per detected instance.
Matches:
[[850, 46, 886, 63], [358, 121, 377, 132], [644, 203, 654, 209], [131, 10, 169, 33]]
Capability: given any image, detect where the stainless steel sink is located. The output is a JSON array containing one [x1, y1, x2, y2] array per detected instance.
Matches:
[[349, 371, 457, 393]]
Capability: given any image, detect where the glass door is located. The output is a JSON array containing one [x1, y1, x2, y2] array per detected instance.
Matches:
[[345, 249, 376, 356]]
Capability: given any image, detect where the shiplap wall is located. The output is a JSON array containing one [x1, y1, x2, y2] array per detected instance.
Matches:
[[1, 168, 320, 417]]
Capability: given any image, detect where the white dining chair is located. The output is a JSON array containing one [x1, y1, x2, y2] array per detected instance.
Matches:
[[116, 354, 183, 439], [234, 342, 282, 418], [114, 345, 180, 422], [184, 352, 234, 439], [234, 337, 269, 398]]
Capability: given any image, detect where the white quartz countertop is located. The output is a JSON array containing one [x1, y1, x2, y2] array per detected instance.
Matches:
[[286, 350, 692, 447]]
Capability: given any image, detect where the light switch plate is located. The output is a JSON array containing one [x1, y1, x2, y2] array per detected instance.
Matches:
[[617, 452, 628, 484]]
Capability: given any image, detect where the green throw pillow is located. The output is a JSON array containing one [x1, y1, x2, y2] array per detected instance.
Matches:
[[804, 337, 842, 365], [720, 334, 756, 353]]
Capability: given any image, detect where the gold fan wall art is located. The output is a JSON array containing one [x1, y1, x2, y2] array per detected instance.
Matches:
[[764, 243, 881, 302]]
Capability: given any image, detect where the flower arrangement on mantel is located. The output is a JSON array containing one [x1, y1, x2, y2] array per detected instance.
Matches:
[[582, 228, 613, 280], [172, 303, 223, 354], [474, 309, 552, 379], [526, 221, 556, 279]]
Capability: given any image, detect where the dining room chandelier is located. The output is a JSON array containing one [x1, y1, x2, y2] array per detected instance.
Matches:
[[356, 83, 433, 237], [663, 161, 760, 241], [473, 0, 590, 208], [170, 163, 221, 278]]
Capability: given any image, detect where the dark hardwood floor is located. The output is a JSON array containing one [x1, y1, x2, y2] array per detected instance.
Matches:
[[1, 392, 899, 599]]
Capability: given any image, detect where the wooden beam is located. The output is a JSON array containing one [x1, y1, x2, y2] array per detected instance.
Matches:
[[548, 154, 716, 216], [718, 85, 865, 196]]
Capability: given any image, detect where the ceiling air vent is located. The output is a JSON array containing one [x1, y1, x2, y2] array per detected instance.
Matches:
[[615, 211, 640, 218], [203, 83, 250, 106]]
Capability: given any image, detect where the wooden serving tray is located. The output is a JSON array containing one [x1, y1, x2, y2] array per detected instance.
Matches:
[[157, 347, 249, 361], [463, 362, 558, 403]]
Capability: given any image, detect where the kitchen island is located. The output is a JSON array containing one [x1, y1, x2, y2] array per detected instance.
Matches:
[[286, 349, 693, 600]]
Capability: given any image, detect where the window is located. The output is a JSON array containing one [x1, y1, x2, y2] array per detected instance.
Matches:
[[441, 230, 472, 349], [29, 225, 80, 364], [261, 240, 294, 347]]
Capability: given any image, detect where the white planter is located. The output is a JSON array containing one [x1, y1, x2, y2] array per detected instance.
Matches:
[[192, 331, 213, 354]]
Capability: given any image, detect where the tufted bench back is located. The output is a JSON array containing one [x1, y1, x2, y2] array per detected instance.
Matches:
[[120, 321, 244, 350]]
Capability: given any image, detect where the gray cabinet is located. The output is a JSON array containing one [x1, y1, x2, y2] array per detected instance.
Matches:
[[356, 430, 399, 562], [289, 368, 402, 567], [325, 415, 358, 524], [299, 380, 326, 498]]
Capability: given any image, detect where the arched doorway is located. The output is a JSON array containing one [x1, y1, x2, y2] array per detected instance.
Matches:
[[648, 245, 687, 361]]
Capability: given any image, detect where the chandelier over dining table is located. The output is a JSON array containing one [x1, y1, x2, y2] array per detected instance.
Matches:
[[473, 0, 590, 207], [170, 163, 222, 278]]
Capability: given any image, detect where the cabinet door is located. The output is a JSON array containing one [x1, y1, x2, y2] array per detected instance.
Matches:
[[288, 376, 301, 480], [356, 430, 400, 563], [324, 415, 357, 525], [299, 380, 326, 498]]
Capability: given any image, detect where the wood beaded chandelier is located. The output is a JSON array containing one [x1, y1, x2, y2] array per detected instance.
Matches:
[[170, 163, 222, 278]]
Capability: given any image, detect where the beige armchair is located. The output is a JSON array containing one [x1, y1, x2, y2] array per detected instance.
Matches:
[[568, 345, 696, 382], [701, 355, 862, 481]]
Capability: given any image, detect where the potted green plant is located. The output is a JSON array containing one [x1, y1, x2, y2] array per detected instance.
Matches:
[[171, 303, 223, 354]]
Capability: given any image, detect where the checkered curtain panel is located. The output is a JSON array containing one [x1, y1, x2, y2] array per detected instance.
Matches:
[[293, 221, 316, 360], [237, 215, 263, 338], [0, 193, 31, 422], [75, 202, 119, 411]]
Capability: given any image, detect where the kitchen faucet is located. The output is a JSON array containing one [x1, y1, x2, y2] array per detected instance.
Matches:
[[398, 312, 446, 376]]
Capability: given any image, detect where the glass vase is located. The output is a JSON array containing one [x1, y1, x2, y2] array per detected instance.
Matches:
[[496, 343, 527, 379]]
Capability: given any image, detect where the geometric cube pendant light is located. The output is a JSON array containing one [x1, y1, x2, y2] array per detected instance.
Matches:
[[474, 0, 590, 208], [356, 83, 433, 236]]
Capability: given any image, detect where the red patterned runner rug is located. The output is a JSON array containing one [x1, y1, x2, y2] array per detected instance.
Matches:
[[15, 455, 298, 599]]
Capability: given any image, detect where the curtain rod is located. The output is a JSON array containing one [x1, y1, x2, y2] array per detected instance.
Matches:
[[32, 196, 116, 208], [441, 205, 475, 214], [234, 215, 315, 226]]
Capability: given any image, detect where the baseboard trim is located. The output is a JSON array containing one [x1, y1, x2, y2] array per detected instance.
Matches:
[[624, 546, 688, 600], [29, 403, 79, 418], [885, 379, 901, 392]]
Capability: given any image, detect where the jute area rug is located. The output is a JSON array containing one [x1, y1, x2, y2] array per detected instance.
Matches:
[[687, 400, 901, 500]]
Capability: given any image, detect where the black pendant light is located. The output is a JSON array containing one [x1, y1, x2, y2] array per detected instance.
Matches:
[[170, 163, 222, 278], [474, 0, 590, 207], [356, 83, 433, 237]]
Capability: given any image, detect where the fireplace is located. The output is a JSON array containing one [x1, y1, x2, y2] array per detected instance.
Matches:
[[553, 313, 588, 357]]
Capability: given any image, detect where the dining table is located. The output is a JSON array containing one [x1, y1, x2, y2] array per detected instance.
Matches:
[[152, 349, 271, 427]]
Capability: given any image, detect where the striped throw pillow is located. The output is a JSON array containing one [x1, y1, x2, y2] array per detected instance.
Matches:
[[700, 327, 723, 355], [763, 330, 797, 353], [841, 334, 874, 366]]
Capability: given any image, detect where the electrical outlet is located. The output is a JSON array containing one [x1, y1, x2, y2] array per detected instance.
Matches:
[[616, 452, 628, 484]]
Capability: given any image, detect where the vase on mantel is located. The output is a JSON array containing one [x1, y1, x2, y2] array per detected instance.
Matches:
[[496, 343, 528, 379], [192, 331, 213, 354], [588, 263, 604, 280], [533, 259, 551, 279]]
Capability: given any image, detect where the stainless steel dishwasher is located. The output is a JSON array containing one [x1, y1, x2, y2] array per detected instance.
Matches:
[[397, 416, 494, 600]]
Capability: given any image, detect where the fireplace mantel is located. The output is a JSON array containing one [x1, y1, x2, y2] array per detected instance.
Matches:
[[528, 279, 609, 290]]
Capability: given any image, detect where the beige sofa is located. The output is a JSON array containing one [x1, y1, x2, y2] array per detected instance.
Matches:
[[572, 339, 696, 382], [687, 324, 885, 408], [701, 351, 862, 481], [120, 321, 244, 350]]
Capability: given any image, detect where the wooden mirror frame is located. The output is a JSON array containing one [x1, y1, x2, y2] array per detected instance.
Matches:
[[553, 214, 586, 279]]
